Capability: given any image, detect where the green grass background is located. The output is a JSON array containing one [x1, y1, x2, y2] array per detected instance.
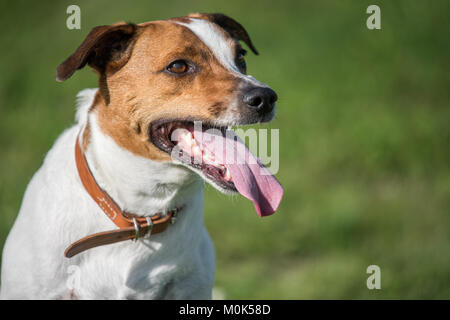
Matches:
[[1, 0, 449, 299]]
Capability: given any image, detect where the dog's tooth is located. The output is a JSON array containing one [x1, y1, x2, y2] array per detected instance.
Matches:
[[192, 145, 202, 156], [225, 168, 232, 181], [189, 135, 196, 146], [182, 131, 195, 146], [203, 152, 214, 164], [202, 150, 216, 164]]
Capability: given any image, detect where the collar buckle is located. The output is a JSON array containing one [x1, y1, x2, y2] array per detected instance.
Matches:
[[145, 216, 153, 238], [132, 218, 140, 242]]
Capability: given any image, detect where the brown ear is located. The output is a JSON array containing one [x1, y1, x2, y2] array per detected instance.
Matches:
[[188, 13, 259, 55], [56, 23, 137, 82]]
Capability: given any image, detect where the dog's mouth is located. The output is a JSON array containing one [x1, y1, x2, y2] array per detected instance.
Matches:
[[149, 118, 284, 217], [150, 119, 236, 192]]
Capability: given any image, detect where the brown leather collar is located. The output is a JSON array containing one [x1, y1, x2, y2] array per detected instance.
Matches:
[[64, 133, 181, 258]]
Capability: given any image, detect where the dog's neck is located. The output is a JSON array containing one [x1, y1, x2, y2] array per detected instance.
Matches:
[[79, 92, 204, 217]]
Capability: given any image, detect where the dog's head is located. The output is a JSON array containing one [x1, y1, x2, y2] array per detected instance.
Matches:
[[57, 13, 281, 210]]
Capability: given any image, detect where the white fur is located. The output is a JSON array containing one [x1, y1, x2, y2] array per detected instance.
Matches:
[[75, 88, 97, 125], [177, 18, 272, 124], [0, 89, 215, 299], [178, 18, 266, 87]]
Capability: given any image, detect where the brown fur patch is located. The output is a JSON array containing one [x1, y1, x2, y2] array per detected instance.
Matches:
[[188, 13, 258, 54], [82, 20, 242, 161], [168, 16, 192, 24], [56, 24, 138, 82], [208, 102, 225, 116]]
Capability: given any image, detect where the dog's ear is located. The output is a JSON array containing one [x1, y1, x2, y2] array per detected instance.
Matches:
[[188, 13, 258, 55], [56, 23, 138, 82]]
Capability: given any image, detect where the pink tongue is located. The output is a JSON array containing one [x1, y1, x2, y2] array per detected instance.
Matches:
[[194, 129, 283, 217]]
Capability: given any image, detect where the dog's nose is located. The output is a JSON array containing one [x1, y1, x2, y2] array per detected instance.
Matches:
[[243, 87, 278, 114]]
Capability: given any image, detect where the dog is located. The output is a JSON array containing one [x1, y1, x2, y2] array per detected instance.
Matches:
[[0, 13, 283, 299]]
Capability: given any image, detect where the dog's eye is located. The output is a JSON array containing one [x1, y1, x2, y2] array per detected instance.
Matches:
[[236, 49, 247, 73], [167, 60, 189, 74]]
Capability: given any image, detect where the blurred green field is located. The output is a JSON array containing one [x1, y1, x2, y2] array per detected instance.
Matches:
[[1, 0, 449, 299]]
